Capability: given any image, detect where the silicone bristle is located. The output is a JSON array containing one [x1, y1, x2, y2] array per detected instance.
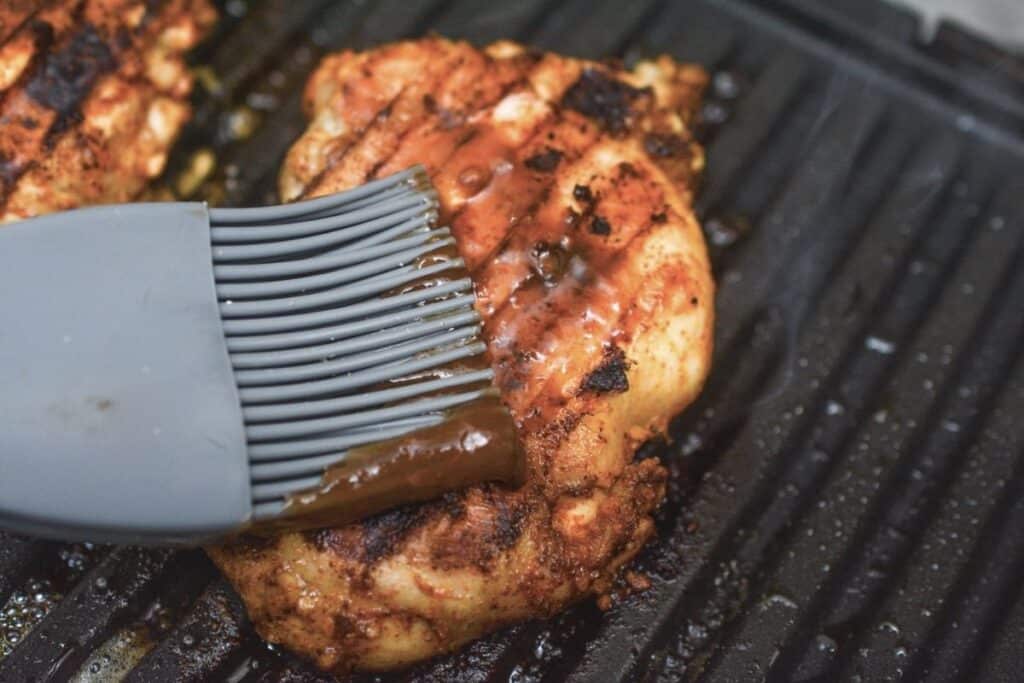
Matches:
[[207, 167, 494, 515]]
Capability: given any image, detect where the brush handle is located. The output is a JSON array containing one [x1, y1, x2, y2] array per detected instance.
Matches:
[[0, 202, 250, 544]]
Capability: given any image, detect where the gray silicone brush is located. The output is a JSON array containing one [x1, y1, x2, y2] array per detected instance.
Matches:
[[0, 167, 515, 544]]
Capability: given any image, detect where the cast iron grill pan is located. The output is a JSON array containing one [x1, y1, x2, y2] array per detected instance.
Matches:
[[1, 1, 1023, 680]]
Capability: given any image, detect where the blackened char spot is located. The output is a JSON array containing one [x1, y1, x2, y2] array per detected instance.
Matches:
[[440, 491, 466, 519], [644, 132, 688, 158], [333, 614, 358, 640], [25, 24, 115, 120], [618, 161, 640, 178], [562, 68, 649, 134], [524, 147, 562, 172], [224, 533, 277, 557], [590, 215, 611, 235], [488, 492, 527, 551], [580, 345, 630, 394], [361, 504, 425, 563], [28, 19, 55, 54], [564, 207, 581, 227], [0, 154, 21, 188], [573, 184, 593, 203], [114, 26, 132, 52]]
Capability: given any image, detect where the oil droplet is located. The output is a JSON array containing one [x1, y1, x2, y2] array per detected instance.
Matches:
[[699, 101, 730, 127], [816, 634, 837, 654], [879, 621, 901, 635], [703, 214, 751, 248], [865, 336, 896, 355], [760, 593, 798, 611], [955, 115, 976, 132], [711, 71, 743, 100], [225, 106, 260, 140]]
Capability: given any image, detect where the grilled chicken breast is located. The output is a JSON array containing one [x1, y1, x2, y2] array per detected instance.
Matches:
[[0, 0, 215, 222], [208, 37, 714, 673]]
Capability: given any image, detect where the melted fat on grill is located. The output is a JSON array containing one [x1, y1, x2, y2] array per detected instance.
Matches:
[[208, 37, 714, 673]]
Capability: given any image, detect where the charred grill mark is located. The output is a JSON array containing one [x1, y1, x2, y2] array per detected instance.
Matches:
[[643, 131, 689, 158], [307, 48, 531, 198], [502, 202, 668, 412], [22, 16, 56, 68], [300, 89, 406, 198], [419, 69, 538, 183], [419, 69, 545, 230], [229, 533, 278, 555], [0, 11, 75, 201], [440, 491, 467, 519], [362, 52, 501, 181], [0, 0, 181, 207], [25, 23, 113, 120], [535, 409, 584, 454], [464, 111, 608, 290], [0, 3, 42, 48], [305, 528, 338, 553], [0, 151, 21, 187], [360, 504, 428, 564], [580, 345, 630, 394], [42, 106, 81, 147], [465, 180, 553, 277], [361, 54, 485, 181], [562, 68, 650, 134], [524, 146, 562, 172], [486, 490, 527, 552], [440, 63, 588, 270]]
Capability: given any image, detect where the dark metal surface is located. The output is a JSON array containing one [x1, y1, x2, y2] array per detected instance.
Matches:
[[2, 0, 1024, 680]]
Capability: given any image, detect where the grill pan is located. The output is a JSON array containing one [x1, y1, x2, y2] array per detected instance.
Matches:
[[2, 0, 1024, 681]]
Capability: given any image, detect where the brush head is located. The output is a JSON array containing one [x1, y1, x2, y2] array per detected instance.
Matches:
[[0, 167, 520, 543], [209, 167, 520, 528]]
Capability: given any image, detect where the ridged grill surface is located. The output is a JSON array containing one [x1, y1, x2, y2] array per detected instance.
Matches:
[[2, 0, 1024, 681]]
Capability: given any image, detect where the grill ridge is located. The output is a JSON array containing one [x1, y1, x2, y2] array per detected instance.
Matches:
[[708, 176, 1024, 679], [646, 136, 968, 678], [832, 226, 1024, 680], [914, 435, 1024, 682]]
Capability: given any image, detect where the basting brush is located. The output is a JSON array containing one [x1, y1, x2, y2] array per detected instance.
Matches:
[[0, 167, 521, 544]]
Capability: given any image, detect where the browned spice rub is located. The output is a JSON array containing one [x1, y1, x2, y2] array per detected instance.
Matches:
[[0, 0, 215, 222], [208, 37, 714, 673]]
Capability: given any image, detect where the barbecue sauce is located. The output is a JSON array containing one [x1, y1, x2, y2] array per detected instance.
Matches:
[[251, 64, 691, 532], [267, 395, 523, 530], [251, 231, 524, 533]]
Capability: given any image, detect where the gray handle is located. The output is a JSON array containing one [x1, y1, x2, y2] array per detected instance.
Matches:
[[0, 203, 250, 544]]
